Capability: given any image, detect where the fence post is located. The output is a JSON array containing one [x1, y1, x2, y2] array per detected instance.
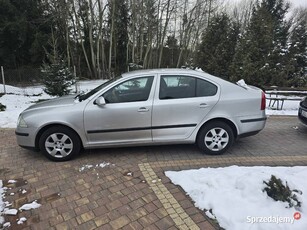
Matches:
[[1, 66, 6, 94], [74, 65, 78, 93]]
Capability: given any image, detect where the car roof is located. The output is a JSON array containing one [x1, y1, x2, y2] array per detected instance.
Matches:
[[122, 68, 208, 77], [121, 68, 230, 85]]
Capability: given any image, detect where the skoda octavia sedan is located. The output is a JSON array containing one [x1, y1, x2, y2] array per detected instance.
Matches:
[[298, 97, 307, 126], [16, 69, 267, 161]]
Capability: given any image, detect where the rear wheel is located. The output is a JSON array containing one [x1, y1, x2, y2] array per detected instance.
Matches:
[[39, 126, 81, 161], [197, 121, 234, 155]]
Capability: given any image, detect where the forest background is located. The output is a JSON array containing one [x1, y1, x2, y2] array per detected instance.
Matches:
[[0, 0, 306, 88]]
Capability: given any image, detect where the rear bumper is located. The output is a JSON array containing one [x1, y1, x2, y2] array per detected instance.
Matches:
[[237, 116, 267, 137], [237, 130, 260, 139], [240, 117, 267, 123]]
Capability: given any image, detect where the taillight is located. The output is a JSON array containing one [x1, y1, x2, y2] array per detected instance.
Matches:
[[261, 91, 266, 110]]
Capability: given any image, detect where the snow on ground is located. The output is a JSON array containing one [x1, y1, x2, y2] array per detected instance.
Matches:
[[17, 217, 27, 225], [166, 166, 307, 230], [0, 180, 5, 224], [266, 98, 301, 116], [19, 201, 41, 211], [78, 162, 113, 172], [1, 180, 42, 225]]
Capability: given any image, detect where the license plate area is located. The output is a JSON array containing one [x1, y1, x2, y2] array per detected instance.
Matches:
[[302, 110, 307, 118]]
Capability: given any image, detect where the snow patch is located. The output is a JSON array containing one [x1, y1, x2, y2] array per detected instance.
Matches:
[[195, 67, 204, 72], [3, 209, 18, 215], [79, 162, 113, 172], [166, 166, 307, 230], [96, 162, 111, 168], [79, 164, 94, 172], [17, 217, 27, 225], [236, 79, 251, 89], [19, 200, 41, 211], [205, 210, 216, 219], [0, 180, 5, 224], [3, 222, 11, 228]]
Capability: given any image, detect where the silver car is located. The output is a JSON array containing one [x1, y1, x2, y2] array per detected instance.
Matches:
[[16, 69, 266, 161]]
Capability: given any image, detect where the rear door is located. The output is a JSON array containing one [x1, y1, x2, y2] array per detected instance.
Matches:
[[152, 74, 219, 141]]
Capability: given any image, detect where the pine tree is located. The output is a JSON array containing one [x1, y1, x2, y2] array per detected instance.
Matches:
[[0, 0, 51, 68], [41, 30, 75, 97], [41, 61, 75, 97], [230, 0, 290, 87], [109, 0, 129, 74], [287, 14, 307, 87], [196, 13, 240, 80]]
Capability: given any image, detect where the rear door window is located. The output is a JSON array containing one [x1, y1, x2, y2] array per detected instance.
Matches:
[[159, 75, 217, 99]]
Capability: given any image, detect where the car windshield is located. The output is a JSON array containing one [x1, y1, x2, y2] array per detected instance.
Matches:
[[77, 76, 121, 101]]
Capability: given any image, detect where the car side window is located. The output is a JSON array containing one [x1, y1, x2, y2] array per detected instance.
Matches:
[[103, 76, 154, 103], [196, 79, 217, 97], [159, 75, 217, 99]]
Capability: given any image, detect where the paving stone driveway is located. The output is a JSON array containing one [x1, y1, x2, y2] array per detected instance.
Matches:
[[1, 116, 307, 230]]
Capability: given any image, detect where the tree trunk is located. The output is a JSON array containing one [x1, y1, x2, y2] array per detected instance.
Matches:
[[72, 0, 92, 78], [109, 0, 116, 74], [89, 0, 97, 78], [158, 0, 173, 68]]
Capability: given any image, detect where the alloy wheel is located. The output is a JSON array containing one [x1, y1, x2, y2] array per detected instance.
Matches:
[[204, 128, 229, 151], [45, 133, 73, 158]]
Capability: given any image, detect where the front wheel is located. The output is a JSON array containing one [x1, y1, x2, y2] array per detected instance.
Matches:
[[197, 121, 234, 155], [39, 126, 81, 161]]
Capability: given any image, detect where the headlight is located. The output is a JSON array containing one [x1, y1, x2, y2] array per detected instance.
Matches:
[[17, 115, 28, 128]]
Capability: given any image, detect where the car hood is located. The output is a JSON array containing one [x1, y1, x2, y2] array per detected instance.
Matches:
[[25, 95, 77, 111]]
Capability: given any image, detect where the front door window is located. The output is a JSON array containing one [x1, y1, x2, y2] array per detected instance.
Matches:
[[103, 76, 154, 103]]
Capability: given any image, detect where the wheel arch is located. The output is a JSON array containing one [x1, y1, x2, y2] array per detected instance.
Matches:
[[35, 124, 83, 150], [196, 117, 238, 142]]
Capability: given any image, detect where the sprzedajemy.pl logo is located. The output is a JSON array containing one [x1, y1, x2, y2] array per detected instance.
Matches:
[[247, 212, 301, 224]]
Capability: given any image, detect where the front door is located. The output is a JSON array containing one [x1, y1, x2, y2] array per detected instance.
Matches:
[[84, 76, 155, 146]]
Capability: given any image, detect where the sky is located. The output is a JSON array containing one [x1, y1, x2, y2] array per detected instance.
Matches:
[[226, 0, 307, 8], [288, 0, 307, 8]]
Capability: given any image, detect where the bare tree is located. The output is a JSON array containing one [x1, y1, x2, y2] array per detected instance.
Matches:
[[176, 0, 204, 67], [157, 0, 175, 67], [71, 0, 93, 77], [230, 0, 255, 30], [108, 0, 116, 75]]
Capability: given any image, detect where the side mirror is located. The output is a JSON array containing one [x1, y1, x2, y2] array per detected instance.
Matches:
[[95, 96, 106, 106]]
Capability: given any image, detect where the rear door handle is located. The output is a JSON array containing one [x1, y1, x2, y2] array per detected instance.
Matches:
[[199, 103, 208, 108], [138, 107, 149, 112]]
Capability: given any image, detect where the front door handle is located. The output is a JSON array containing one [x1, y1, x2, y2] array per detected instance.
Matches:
[[138, 107, 149, 112]]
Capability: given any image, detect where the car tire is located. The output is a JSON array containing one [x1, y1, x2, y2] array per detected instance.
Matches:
[[197, 121, 234, 155], [39, 126, 81, 161]]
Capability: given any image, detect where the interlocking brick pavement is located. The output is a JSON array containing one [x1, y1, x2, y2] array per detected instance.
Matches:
[[1, 116, 307, 229]]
